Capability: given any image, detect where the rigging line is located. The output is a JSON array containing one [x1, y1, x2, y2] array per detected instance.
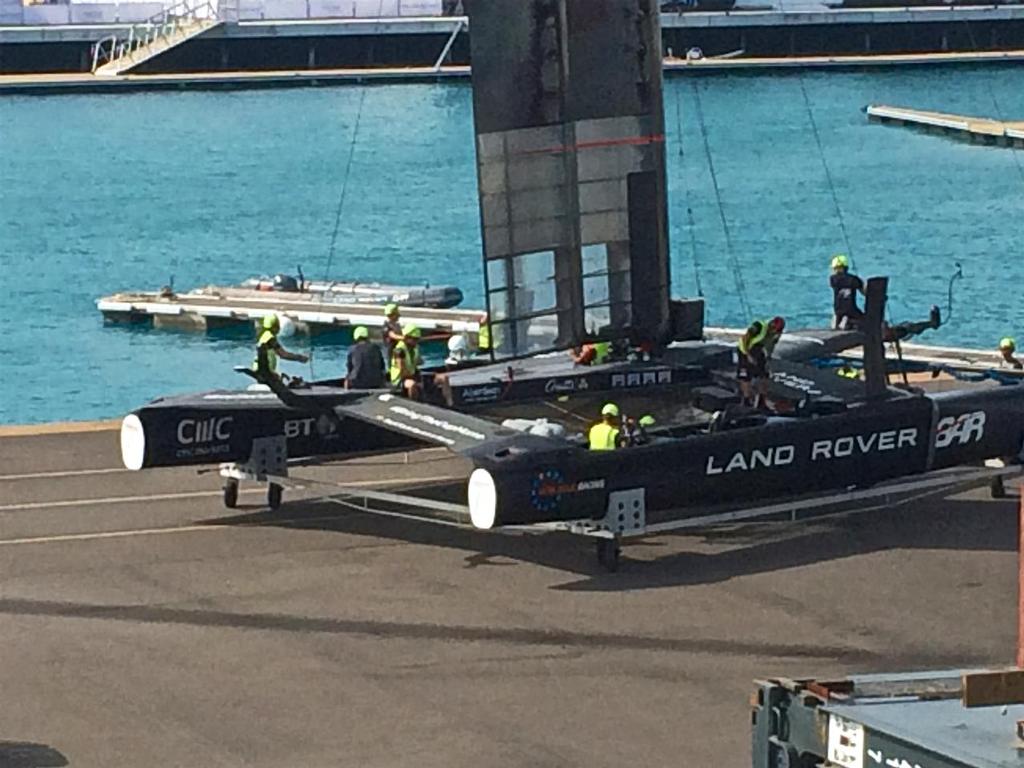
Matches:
[[308, 0, 383, 379], [691, 79, 751, 319], [796, 73, 856, 272], [674, 78, 705, 297], [309, 86, 369, 380]]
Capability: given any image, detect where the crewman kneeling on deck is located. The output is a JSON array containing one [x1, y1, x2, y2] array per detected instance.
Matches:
[[252, 314, 308, 381], [571, 340, 611, 366], [830, 254, 865, 330], [390, 324, 424, 399], [737, 321, 769, 410], [589, 403, 622, 450], [346, 326, 385, 389], [1000, 337, 1023, 370]]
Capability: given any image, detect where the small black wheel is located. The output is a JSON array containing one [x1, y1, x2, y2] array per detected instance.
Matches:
[[596, 539, 621, 572], [223, 479, 239, 509], [268, 483, 283, 509], [991, 476, 1007, 499]]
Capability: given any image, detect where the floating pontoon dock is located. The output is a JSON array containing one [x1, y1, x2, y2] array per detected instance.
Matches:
[[867, 103, 1024, 147], [97, 288, 483, 339]]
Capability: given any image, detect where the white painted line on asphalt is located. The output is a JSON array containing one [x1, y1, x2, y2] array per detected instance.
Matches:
[[0, 467, 130, 481], [0, 524, 232, 546], [0, 489, 242, 512], [0, 476, 462, 512], [0, 504, 452, 547]]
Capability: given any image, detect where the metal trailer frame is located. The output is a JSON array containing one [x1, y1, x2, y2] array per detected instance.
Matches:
[[751, 669, 1024, 768], [217, 437, 1020, 571]]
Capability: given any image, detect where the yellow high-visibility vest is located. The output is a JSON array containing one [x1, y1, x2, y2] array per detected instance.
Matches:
[[589, 422, 619, 450], [252, 330, 278, 373], [738, 322, 768, 356], [389, 340, 422, 384]]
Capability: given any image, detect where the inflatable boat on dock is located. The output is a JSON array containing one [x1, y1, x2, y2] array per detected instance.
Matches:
[[97, 273, 478, 340]]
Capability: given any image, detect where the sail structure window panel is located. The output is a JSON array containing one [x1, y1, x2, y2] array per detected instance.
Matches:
[[489, 315, 561, 357], [584, 300, 633, 337], [486, 250, 559, 317], [580, 241, 633, 335]]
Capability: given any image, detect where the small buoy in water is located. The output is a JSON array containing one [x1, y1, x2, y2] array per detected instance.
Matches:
[[278, 316, 296, 338]]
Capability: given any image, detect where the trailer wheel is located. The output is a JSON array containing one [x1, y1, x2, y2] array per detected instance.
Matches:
[[223, 479, 239, 509], [596, 539, 620, 572], [268, 483, 283, 509], [991, 476, 1007, 499]]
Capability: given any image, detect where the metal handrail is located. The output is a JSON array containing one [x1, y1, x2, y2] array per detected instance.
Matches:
[[90, 0, 218, 73]]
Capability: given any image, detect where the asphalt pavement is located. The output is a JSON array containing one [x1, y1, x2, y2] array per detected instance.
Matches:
[[0, 423, 1018, 767]]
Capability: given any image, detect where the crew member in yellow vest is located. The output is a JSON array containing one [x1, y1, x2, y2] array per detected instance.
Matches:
[[589, 403, 622, 450], [390, 324, 424, 399], [252, 314, 308, 381], [999, 337, 1023, 370], [837, 363, 860, 380], [571, 341, 611, 366], [477, 312, 505, 356], [737, 320, 769, 409], [478, 313, 491, 353]]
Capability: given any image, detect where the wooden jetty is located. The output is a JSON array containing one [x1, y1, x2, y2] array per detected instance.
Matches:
[[97, 287, 483, 340], [867, 103, 1024, 147], [6, 48, 1024, 95]]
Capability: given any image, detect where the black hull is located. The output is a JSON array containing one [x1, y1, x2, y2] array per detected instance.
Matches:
[[121, 387, 420, 470], [465, 386, 1024, 529]]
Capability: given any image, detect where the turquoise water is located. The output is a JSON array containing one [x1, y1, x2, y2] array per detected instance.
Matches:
[[2, 66, 1023, 424]]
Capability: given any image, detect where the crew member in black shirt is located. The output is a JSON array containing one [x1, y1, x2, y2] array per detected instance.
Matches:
[[346, 326, 385, 389], [829, 254, 864, 330]]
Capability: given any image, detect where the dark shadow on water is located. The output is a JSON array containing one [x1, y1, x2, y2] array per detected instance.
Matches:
[[0, 742, 68, 768], [201, 485, 1019, 593]]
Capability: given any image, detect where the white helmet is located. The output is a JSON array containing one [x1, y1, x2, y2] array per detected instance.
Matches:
[[445, 334, 469, 366], [447, 334, 469, 356]]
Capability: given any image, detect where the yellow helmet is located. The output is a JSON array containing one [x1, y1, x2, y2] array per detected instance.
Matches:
[[403, 325, 422, 339], [638, 415, 656, 427], [601, 403, 620, 417], [1000, 337, 1016, 351], [384, 303, 399, 317], [262, 314, 279, 331], [353, 326, 369, 341], [831, 254, 849, 270]]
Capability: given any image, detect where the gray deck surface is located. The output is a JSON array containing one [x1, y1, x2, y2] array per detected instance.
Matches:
[[829, 696, 1024, 768], [0, 425, 1018, 766]]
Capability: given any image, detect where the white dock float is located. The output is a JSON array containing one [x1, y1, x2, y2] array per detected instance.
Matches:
[[97, 289, 483, 341], [867, 104, 1024, 148]]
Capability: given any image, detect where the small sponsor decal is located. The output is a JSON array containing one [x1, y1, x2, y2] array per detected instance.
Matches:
[[771, 371, 823, 396], [544, 377, 589, 395], [935, 410, 985, 449], [177, 417, 232, 446], [283, 416, 338, 440], [531, 469, 606, 511], [611, 369, 672, 388], [460, 384, 502, 404]]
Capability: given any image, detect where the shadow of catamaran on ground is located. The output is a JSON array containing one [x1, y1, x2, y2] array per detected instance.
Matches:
[[202, 481, 1019, 592]]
